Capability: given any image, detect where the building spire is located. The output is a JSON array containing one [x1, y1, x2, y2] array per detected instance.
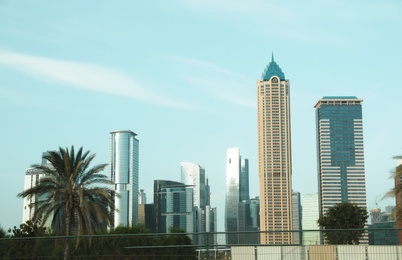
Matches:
[[261, 53, 285, 81]]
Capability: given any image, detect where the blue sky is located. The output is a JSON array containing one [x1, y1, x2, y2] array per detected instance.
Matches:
[[1, 0, 401, 232]]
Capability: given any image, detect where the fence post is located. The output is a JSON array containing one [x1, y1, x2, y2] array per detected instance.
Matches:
[[206, 232, 210, 260]]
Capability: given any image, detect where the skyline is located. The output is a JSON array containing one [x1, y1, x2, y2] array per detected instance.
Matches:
[[1, 1, 402, 232]]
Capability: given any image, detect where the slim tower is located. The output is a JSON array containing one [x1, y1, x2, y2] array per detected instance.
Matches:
[[110, 130, 139, 227], [314, 97, 367, 216], [225, 147, 250, 245], [257, 55, 293, 244], [225, 148, 241, 245], [181, 161, 208, 245]]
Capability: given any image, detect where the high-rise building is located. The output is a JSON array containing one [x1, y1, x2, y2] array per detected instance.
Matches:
[[225, 147, 252, 245], [249, 197, 260, 230], [138, 189, 147, 204], [240, 158, 250, 202], [181, 162, 206, 208], [181, 161, 211, 245], [153, 180, 195, 235], [257, 55, 293, 244], [110, 130, 139, 228], [314, 97, 367, 214], [302, 193, 320, 245], [292, 191, 302, 245], [138, 203, 155, 232], [315, 97, 367, 243], [22, 153, 49, 223]]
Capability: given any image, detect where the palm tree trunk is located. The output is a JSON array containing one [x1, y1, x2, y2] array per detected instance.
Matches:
[[64, 206, 72, 260]]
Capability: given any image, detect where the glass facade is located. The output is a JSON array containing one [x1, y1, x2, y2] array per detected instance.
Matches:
[[225, 147, 251, 245], [315, 97, 367, 243], [110, 130, 139, 228], [181, 162, 206, 208], [181, 161, 216, 245], [240, 158, 250, 202], [292, 191, 302, 245], [153, 180, 195, 236]]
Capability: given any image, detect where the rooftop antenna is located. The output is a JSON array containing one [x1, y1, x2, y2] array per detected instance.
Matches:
[[374, 194, 381, 209]]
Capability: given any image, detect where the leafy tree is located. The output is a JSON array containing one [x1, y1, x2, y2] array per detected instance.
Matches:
[[162, 227, 195, 259], [0, 225, 5, 238], [318, 202, 368, 244], [17, 146, 115, 259], [8, 219, 46, 237]]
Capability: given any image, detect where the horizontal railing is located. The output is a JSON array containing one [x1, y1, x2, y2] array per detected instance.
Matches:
[[0, 228, 400, 259]]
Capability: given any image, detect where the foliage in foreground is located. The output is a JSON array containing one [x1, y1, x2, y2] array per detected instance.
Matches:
[[0, 225, 196, 259], [16, 146, 115, 259], [318, 202, 368, 245], [384, 156, 402, 223]]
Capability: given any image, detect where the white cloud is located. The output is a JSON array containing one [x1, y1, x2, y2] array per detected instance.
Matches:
[[0, 51, 194, 109], [167, 55, 255, 108]]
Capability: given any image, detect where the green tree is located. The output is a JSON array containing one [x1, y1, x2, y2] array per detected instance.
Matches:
[[0, 225, 5, 238], [318, 202, 368, 244], [17, 146, 115, 259], [8, 219, 46, 237]]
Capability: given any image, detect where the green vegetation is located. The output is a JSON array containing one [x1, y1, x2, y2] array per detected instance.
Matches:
[[0, 146, 195, 259], [0, 224, 195, 259], [318, 202, 368, 244], [16, 146, 115, 259]]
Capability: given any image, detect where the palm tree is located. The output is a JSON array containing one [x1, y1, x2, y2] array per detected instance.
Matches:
[[385, 155, 402, 244], [17, 146, 115, 259]]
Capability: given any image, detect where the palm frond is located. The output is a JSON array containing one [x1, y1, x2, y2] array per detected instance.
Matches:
[[18, 146, 114, 239]]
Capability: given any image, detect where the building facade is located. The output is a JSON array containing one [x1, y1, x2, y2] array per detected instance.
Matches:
[[22, 153, 49, 223], [138, 203, 156, 232], [315, 97, 367, 243], [181, 161, 216, 245], [181, 162, 206, 208], [153, 180, 195, 235], [257, 55, 293, 244], [302, 193, 320, 245], [225, 147, 254, 245], [292, 191, 302, 245], [314, 97, 367, 214], [110, 130, 139, 228]]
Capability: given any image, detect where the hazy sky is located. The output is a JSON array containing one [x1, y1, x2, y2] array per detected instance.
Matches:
[[1, 0, 401, 232]]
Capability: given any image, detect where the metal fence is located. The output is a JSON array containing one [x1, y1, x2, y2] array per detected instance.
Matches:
[[0, 228, 401, 259]]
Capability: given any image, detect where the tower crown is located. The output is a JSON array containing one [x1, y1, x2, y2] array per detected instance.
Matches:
[[261, 53, 285, 81]]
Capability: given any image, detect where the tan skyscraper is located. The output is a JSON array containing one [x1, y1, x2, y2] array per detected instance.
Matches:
[[257, 55, 293, 244]]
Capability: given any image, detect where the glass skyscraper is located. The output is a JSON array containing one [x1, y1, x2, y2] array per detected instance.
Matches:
[[257, 55, 293, 244], [225, 147, 250, 245], [181, 162, 206, 208], [181, 161, 216, 245], [153, 180, 194, 236], [314, 97, 367, 216], [110, 130, 139, 228]]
